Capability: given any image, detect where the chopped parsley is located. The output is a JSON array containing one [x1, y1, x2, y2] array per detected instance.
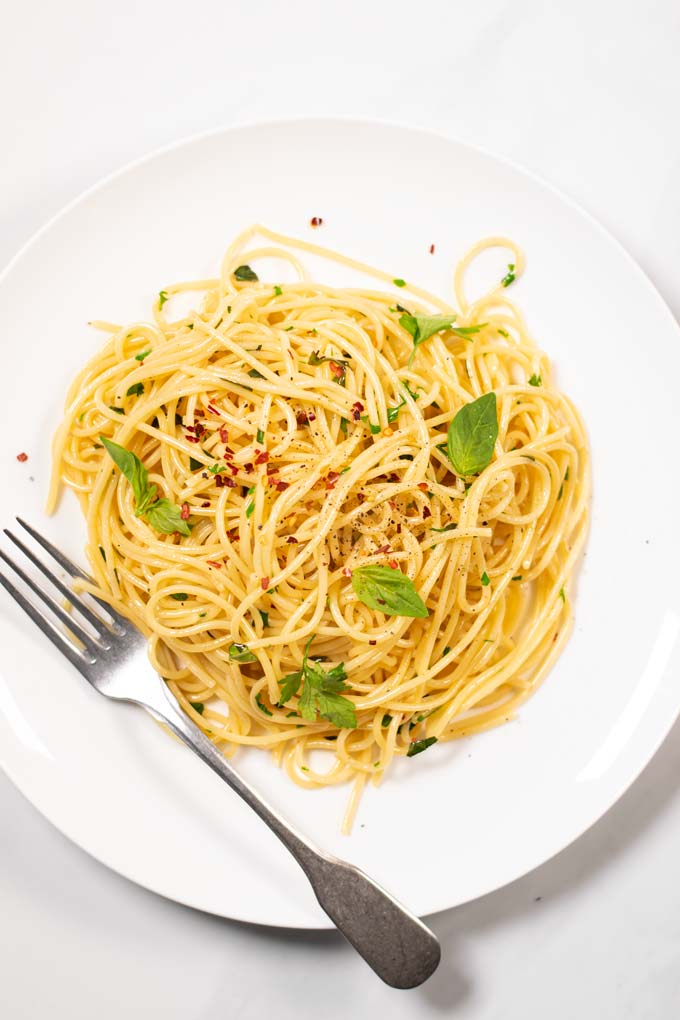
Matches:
[[126, 382, 145, 397], [407, 736, 438, 757], [501, 264, 516, 287], [234, 264, 258, 282], [393, 278, 407, 288], [158, 290, 169, 308], [528, 373, 542, 387], [481, 571, 490, 586], [273, 285, 282, 296], [256, 429, 265, 443], [255, 693, 273, 716], [135, 349, 151, 361], [170, 593, 189, 602]]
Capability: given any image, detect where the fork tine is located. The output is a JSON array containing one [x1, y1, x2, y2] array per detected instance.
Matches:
[[14, 519, 130, 633], [0, 547, 108, 652], [0, 570, 95, 674], [16, 516, 92, 580]]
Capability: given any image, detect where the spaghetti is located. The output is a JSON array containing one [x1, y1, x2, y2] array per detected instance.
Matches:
[[49, 225, 589, 831]]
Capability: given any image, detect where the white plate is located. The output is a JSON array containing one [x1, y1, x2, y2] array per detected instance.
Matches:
[[1, 119, 680, 929]]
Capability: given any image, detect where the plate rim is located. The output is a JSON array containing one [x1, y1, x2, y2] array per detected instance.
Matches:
[[2, 116, 680, 929]]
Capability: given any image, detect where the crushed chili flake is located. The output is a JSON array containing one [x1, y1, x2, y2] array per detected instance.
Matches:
[[185, 424, 196, 433], [185, 435, 199, 444], [388, 500, 396, 510], [324, 471, 340, 489], [207, 403, 220, 416], [229, 464, 239, 476], [266, 462, 278, 475], [275, 481, 290, 492], [244, 463, 254, 473], [180, 502, 190, 520], [219, 426, 229, 444], [351, 400, 364, 422], [356, 492, 366, 503], [388, 559, 399, 569], [255, 450, 269, 465], [201, 501, 210, 507], [417, 482, 429, 492], [286, 536, 299, 544], [310, 216, 323, 227], [329, 361, 344, 378], [342, 567, 352, 577], [296, 411, 309, 426], [429, 243, 435, 254], [214, 475, 224, 487], [396, 523, 402, 533], [423, 506, 432, 520], [267, 475, 279, 486], [260, 576, 270, 591], [388, 473, 400, 483], [224, 477, 236, 488], [307, 412, 316, 422], [223, 445, 234, 455], [16, 452, 28, 462], [227, 528, 239, 541], [206, 560, 222, 568], [376, 544, 391, 554], [369, 639, 377, 646]]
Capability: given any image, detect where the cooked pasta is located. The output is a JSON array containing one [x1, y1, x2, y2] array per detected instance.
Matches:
[[49, 225, 589, 831]]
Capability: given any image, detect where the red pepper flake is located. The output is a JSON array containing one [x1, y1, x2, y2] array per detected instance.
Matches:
[[376, 544, 391, 554], [207, 403, 220, 416], [422, 506, 432, 520], [244, 462, 254, 474], [296, 411, 309, 426], [307, 411, 316, 422], [16, 452, 28, 462], [286, 536, 299, 544], [429, 243, 435, 255], [194, 410, 205, 418], [417, 482, 429, 492], [227, 528, 239, 541], [185, 424, 196, 433], [329, 361, 344, 378], [304, 500, 315, 512], [180, 502, 190, 520], [206, 560, 222, 568], [356, 492, 366, 503], [388, 500, 396, 510], [266, 461, 278, 475], [201, 501, 210, 508], [342, 567, 352, 577], [396, 523, 402, 534], [275, 481, 290, 492], [214, 475, 224, 487], [255, 450, 269, 465], [351, 400, 364, 422], [310, 216, 323, 227], [185, 435, 199, 444], [223, 446, 234, 457], [219, 426, 229, 444], [369, 639, 377, 646], [267, 475, 279, 486], [260, 576, 270, 591], [193, 423, 205, 439], [224, 477, 237, 488], [388, 473, 400, 483], [229, 464, 239, 476], [388, 559, 399, 569], [324, 471, 340, 490]]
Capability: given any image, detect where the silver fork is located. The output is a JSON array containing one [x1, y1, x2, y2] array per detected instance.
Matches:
[[0, 518, 440, 988]]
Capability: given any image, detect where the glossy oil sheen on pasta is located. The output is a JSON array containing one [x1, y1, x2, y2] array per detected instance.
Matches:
[[49, 225, 589, 831]]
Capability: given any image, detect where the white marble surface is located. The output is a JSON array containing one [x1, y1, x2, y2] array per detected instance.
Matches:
[[2, 2, 680, 1016]]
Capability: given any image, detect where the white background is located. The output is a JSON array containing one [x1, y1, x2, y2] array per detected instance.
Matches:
[[2, 1, 680, 1016]]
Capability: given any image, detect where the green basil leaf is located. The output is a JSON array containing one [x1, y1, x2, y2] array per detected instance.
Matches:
[[189, 456, 202, 471], [446, 392, 498, 476], [170, 593, 188, 601], [501, 264, 516, 287], [234, 264, 258, 281], [191, 702, 204, 715], [399, 313, 456, 367], [99, 436, 151, 508], [158, 290, 169, 308], [144, 498, 191, 535], [229, 643, 257, 663], [528, 373, 542, 386], [451, 323, 486, 340], [351, 565, 428, 618], [407, 736, 438, 757], [126, 382, 145, 397], [135, 349, 151, 362], [431, 522, 457, 533]]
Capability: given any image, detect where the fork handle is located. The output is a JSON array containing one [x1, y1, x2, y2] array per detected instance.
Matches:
[[140, 684, 440, 988]]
